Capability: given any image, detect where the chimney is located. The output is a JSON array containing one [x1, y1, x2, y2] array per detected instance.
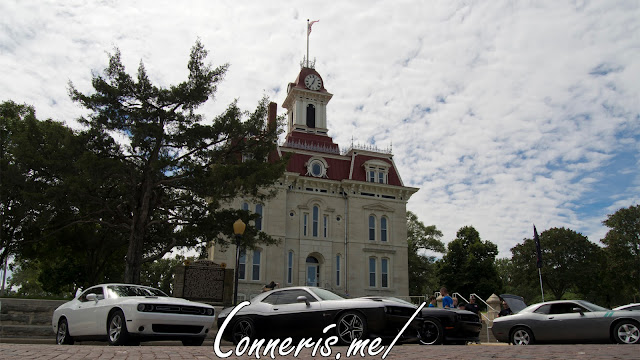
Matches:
[[268, 102, 277, 131]]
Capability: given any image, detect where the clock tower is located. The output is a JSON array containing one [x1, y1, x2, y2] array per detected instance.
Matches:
[[282, 67, 333, 136]]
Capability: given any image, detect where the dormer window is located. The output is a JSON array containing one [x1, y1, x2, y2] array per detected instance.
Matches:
[[363, 160, 390, 184], [306, 157, 328, 178]]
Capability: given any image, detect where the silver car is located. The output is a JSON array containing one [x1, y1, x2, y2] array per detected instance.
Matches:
[[492, 299, 640, 345]]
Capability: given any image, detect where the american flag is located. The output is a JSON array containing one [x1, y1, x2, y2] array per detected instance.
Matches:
[[308, 20, 320, 35]]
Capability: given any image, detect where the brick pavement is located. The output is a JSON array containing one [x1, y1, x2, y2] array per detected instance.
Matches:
[[0, 343, 635, 360]]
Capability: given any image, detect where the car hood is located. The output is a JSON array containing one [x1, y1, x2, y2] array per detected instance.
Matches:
[[499, 294, 527, 313]]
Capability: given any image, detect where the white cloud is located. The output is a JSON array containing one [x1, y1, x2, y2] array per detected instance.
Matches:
[[1, 0, 639, 257]]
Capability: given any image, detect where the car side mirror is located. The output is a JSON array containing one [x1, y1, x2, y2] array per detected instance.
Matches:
[[572, 307, 584, 316], [86, 293, 98, 302], [297, 296, 310, 306]]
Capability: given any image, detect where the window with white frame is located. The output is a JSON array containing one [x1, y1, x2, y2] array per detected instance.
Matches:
[[303, 213, 308, 236], [363, 160, 390, 184], [238, 250, 246, 280], [323, 215, 329, 237], [369, 257, 376, 287], [336, 254, 341, 287], [312, 206, 319, 237], [369, 215, 376, 241], [287, 251, 294, 284], [381, 258, 389, 288], [381, 216, 388, 242], [252, 249, 261, 281]]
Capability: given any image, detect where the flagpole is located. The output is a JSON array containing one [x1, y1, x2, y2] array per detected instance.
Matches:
[[306, 19, 309, 68], [538, 268, 544, 302], [534, 225, 545, 302]]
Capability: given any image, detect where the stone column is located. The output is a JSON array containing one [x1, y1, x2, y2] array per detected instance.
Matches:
[[487, 293, 501, 321]]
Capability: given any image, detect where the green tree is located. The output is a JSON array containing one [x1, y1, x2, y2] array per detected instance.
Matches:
[[68, 41, 287, 283], [139, 255, 193, 295], [511, 227, 603, 302], [601, 205, 640, 304], [438, 226, 502, 300], [406, 211, 444, 296]]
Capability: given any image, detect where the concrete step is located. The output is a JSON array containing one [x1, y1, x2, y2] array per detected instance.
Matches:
[[0, 324, 53, 338]]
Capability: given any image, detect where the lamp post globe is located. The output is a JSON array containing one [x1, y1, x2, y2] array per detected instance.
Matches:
[[233, 219, 246, 306]]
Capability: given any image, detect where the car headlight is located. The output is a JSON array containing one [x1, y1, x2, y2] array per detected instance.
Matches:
[[137, 304, 154, 312], [207, 308, 214, 316]]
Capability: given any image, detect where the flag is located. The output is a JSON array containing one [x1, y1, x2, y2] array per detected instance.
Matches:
[[534, 225, 543, 269], [308, 20, 319, 35]]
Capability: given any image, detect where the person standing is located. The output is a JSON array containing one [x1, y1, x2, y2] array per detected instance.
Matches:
[[466, 295, 480, 316], [498, 299, 513, 317], [428, 296, 437, 307], [440, 287, 453, 309]]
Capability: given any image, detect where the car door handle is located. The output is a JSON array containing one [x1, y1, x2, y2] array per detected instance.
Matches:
[[548, 316, 554, 319], [273, 308, 279, 311]]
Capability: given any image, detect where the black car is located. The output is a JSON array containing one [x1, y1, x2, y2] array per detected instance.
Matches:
[[363, 297, 482, 345], [216, 287, 422, 345]]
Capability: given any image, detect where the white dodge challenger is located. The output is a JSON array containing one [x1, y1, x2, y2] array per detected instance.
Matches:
[[52, 283, 215, 346]]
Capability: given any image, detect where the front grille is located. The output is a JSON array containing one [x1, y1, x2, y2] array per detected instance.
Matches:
[[138, 303, 214, 316], [458, 314, 481, 322], [152, 324, 204, 334]]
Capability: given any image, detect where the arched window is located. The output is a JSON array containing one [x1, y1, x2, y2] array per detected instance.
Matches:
[[369, 257, 376, 287], [312, 206, 319, 237], [255, 204, 263, 231], [336, 254, 341, 287], [381, 217, 388, 242], [252, 249, 261, 280], [381, 258, 389, 288], [306, 256, 319, 286], [238, 250, 246, 280], [369, 215, 376, 241], [306, 104, 316, 128], [287, 251, 294, 284]]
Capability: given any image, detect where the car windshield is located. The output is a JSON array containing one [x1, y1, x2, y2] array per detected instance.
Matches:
[[309, 288, 346, 301], [107, 285, 168, 298]]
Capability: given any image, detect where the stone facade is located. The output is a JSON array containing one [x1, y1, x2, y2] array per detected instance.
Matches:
[[208, 66, 418, 301]]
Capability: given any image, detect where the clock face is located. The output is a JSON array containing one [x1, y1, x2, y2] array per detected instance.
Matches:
[[304, 74, 322, 90]]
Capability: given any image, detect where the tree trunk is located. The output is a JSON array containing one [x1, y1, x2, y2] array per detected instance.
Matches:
[[123, 177, 155, 284]]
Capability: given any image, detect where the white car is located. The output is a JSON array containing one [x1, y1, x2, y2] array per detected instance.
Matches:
[[52, 283, 215, 346], [613, 304, 640, 311]]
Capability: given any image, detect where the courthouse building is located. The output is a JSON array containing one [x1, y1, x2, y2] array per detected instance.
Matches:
[[208, 64, 418, 300]]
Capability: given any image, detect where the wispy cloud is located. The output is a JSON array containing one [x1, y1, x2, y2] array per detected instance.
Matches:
[[1, 0, 638, 256]]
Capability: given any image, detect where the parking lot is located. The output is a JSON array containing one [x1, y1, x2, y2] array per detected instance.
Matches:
[[0, 343, 635, 360]]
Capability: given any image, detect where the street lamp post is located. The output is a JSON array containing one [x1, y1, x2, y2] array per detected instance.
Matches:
[[232, 219, 246, 306]]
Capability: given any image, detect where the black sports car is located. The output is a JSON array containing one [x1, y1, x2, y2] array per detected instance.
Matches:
[[216, 287, 422, 345], [364, 297, 482, 345]]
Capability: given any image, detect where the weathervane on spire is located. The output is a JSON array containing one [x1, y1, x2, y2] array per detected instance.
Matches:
[[306, 19, 319, 68]]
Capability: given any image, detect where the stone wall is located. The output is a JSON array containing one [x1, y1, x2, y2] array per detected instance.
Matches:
[[0, 298, 65, 342]]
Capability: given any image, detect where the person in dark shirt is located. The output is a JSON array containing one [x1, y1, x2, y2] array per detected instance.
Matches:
[[498, 299, 513, 317], [466, 295, 480, 316]]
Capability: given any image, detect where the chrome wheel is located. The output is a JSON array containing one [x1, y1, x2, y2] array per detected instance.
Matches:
[[614, 322, 640, 344], [107, 310, 129, 345], [337, 312, 367, 345], [56, 318, 73, 345], [232, 318, 255, 344], [511, 327, 533, 345]]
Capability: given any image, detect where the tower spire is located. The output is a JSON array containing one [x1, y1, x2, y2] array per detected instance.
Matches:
[[306, 19, 319, 68]]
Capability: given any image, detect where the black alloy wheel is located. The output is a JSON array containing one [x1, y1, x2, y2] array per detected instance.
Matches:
[[336, 311, 368, 345], [418, 318, 443, 345], [231, 317, 255, 345], [56, 318, 74, 345]]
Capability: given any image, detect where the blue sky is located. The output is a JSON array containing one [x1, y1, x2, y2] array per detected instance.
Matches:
[[1, 0, 639, 257]]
